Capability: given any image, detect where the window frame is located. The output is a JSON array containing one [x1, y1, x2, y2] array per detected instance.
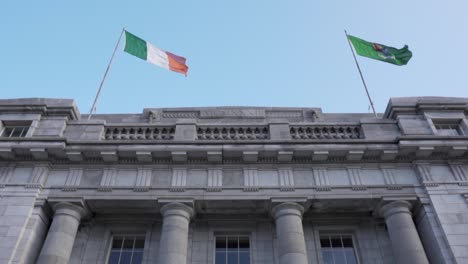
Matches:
[[0, 121, 32, 138], [313, 226, 362, 264], [432, 119, 465, 136], [212, 232, 253, 264], [318, 232, 360, 264], [425, 112, 468, 136], [105, 234, 146, 264]]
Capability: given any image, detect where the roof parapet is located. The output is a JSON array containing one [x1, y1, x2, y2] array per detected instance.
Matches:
[[0, 98, 80, 120], [384, 97, 468, 119]]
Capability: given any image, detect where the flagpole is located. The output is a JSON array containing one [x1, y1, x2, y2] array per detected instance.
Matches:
[[344, 30, 378, 117], [88, 27, 126, 120]]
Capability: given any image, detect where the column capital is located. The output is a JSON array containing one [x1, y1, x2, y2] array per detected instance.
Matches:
[[160, 202, 194, 221], [379, 200, 413, 219], [271, 202, 304, 220], [52, 202, 89, 222]]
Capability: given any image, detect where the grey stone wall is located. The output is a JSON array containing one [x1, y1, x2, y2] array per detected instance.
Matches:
[[0, 96, 467, 263]]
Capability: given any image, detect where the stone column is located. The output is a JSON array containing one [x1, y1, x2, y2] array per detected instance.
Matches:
[[36, 202, 87, 264], [380, 201, 429, 264], [272, 202, 308, 264], [157, 203, 194, 264]]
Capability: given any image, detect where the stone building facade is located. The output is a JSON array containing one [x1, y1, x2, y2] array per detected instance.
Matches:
[[0, 97, 468, 264]]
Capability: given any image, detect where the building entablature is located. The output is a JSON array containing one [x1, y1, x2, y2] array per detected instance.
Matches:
[[0, 97, 466, 164]]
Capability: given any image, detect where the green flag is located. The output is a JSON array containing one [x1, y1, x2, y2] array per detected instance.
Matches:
[[348, 35, 412, 66]]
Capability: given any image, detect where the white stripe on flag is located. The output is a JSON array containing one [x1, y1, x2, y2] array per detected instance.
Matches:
[[146, 42, 169, 69]]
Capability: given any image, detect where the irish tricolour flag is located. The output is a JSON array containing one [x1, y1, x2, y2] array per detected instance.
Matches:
[[124, 31, 189, 76]]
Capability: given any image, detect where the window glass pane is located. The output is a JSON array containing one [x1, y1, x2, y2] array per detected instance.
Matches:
[[215, 252, 227, 264], [330, 237, 342, 248], [120, 251, 132, 264], [342, 237, 353, 248], [333, 250, 346, 264], [2, 126, 29, 138], [216, 237, 227, 249], [227, 238, 238, 249], [131, 251, 143, 264], [123, 238, 134, 249], [227, 251, 238, 264], [344, 248, 358, 264], [108, 236, 145, 264], [239, 252, 250, 264], [112, 238, 123, 249], [320, 238, 331, 248], [134, 239, 145, 249], [322, 249, 334, 264], [108, 251, 120, 264], [239, 237, 249, 249]]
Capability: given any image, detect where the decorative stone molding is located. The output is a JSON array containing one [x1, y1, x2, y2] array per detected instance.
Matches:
[[62, 168, 82, 191], [207, 168, 222, 192], [160, 202, 194, 220], [278, 168, 295, 191], [449, 163, 468, 185], [381, 167, 403, 190], [171, 168, 187, 192], [290, 125, 361, 140], [134, 168, 152, 192], [347, 167, 366, 191], [26, 164, 50, 188], [380, 200, 413, 218], [0, 165, 14, 187], [0, 148, 15, 160], [162, 111, 199, 119], [243, 168, 259, 192], [104, 125, 175, 140], [66, 151, 83, 162], [381, 150, 399, 160], [207, 151, 222, 163], [196, 125, 269, 140], [415, 163, 438, 187], [313, 168, 330, 191], [98, 168, 116, 192], [266, 110, 304, 120]]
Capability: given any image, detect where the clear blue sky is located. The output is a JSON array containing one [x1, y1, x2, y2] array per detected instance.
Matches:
[[1, 1, 467, 114]]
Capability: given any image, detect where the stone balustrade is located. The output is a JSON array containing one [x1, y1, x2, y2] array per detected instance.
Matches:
[[196, 125, 269, 140], [290, 125, 362, 140], [102, 124, 363, 141], [103, 126, 175, 140]]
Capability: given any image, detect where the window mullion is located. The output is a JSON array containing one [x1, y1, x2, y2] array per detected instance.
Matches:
[[130, 237, 136, 264], [238, 236, 240, 264], [118, 237, 124, 264]]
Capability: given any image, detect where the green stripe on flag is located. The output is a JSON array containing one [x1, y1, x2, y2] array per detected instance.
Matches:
[[348, 35, 412, 66], [124, 31, 147, 61]]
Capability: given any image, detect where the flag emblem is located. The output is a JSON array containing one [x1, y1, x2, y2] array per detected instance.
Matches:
[[348, 35, 412, 66]]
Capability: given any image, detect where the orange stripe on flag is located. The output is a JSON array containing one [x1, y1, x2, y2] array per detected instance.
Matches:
[[167, 52, 189, 76]]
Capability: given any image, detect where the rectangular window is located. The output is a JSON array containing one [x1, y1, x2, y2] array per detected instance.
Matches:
[[433, 120, 464, 136], [108, 235, 145, 264], [1, 124, 29, 138], [215, 235, 250, 264], [320, 234, 358, 264]]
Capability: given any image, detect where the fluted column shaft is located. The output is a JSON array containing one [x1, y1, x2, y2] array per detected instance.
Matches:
[[272, 202, 308, 264], [380, 201, 429, 264], [157, 203, 194, 264], [36, 202, 85, 264]]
